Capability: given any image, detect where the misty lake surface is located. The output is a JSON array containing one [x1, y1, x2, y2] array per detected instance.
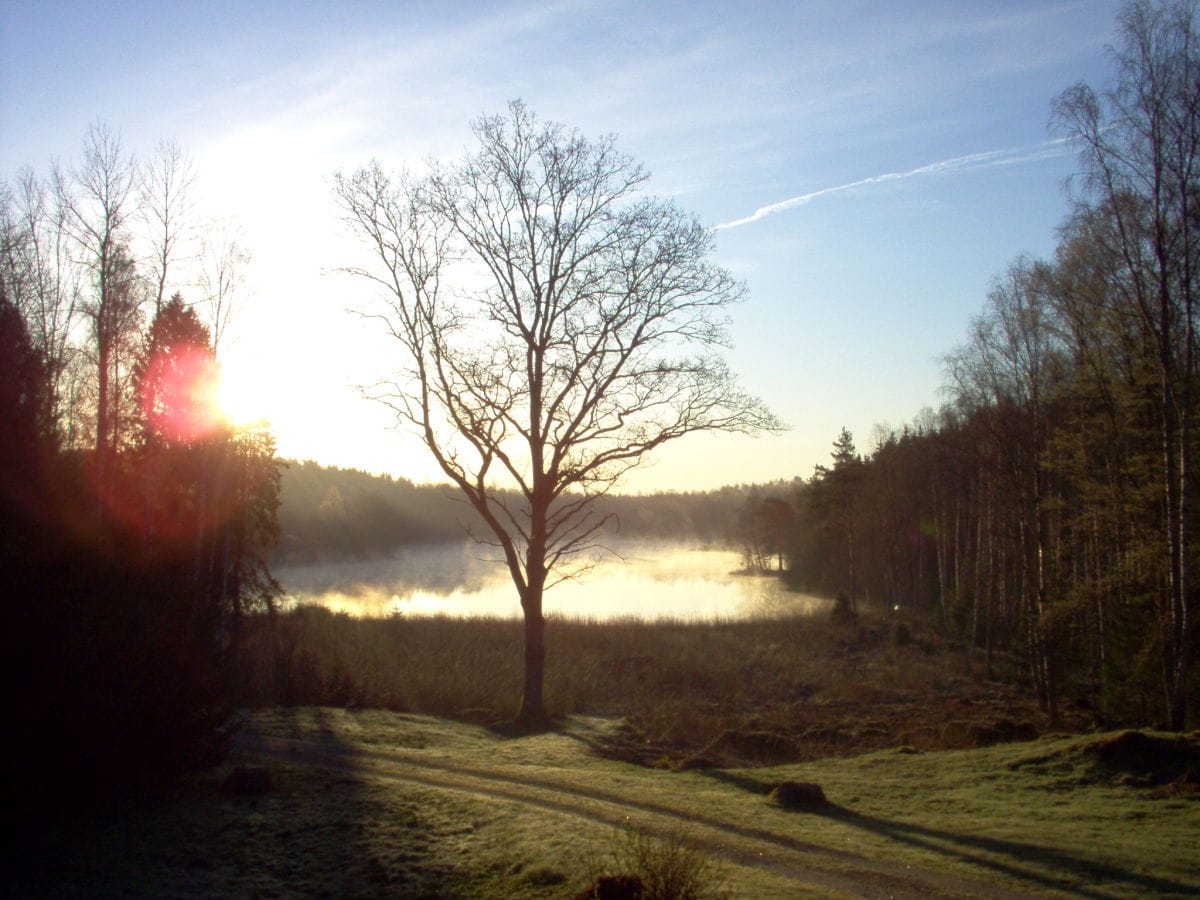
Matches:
[[276, 540, 829, 621]]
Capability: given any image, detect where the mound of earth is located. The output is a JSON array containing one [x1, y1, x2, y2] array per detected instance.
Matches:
[[599, 690, 1048, 769], [1086, 730, 1200, 786]]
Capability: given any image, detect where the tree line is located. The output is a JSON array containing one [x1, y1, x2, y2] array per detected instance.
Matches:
[[744, 0, 1199, 731], [276, 458, 768, 563], [1, 126, 280, 807]]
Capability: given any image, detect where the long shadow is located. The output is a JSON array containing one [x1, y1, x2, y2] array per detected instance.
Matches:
[[812, 798, 1191, 898], [9, 708, 462, 896], [693, 767, 1196, 898], [691, 767, 772, 795], [452, 723, 1195, 897], [225, 707, 461, 897], [555, 716, 678, 767]]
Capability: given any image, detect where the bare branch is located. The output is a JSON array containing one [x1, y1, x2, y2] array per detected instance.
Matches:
[[334, 102, 783, 723]]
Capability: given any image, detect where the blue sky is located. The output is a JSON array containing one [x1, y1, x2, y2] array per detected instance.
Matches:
[[1, 0, 1126, 491]]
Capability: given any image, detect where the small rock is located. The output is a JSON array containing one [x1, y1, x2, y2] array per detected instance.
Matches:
[[768, 780, 827, 809]]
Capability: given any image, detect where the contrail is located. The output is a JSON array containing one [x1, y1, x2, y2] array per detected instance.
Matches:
[[714, 139, 1069, 231]]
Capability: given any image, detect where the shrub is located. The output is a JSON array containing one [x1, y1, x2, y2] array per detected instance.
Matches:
[[585, 823, 730, 900]]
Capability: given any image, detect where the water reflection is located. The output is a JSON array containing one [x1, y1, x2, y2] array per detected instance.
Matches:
[[275, 540, 829, 621]]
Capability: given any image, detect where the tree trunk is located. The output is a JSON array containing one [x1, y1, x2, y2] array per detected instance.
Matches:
[[96, 338, 110, 489], [518, 519, 550, 729], [846, 502, 857, 613], [518, 596, 547, 728]]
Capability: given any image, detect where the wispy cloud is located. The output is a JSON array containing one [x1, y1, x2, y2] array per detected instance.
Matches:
[[715, 139, 1070, 231]]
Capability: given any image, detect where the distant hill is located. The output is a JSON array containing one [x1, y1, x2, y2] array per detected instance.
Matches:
[[276, 459, 787, 563], [276, 460, 472, 562]]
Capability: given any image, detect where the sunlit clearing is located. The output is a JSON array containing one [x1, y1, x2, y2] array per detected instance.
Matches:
[[140, 344, 225, 443]]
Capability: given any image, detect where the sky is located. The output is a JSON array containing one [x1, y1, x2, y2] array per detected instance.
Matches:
[[0, 0, 1128, 492]]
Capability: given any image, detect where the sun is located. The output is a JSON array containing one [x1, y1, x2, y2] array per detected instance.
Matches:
[[214, 356, 276, 430]]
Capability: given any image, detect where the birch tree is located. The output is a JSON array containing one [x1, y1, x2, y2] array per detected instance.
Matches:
[[1053, 0, 1200, 728], [140, 138, 195, 315], [56, 123, 142, 488]]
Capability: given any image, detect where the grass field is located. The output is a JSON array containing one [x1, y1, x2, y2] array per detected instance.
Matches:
[[10, 607, 1197, 897], [10, 709, 1198, 897]]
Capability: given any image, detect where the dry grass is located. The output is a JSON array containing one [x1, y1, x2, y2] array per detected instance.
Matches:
[[584, 822, 734, 899], [240, 605, 1050, 768]]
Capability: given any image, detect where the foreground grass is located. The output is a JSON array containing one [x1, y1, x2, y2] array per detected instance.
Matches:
[[13, 709, 1197, 897], [755, 731, 1200, 895]]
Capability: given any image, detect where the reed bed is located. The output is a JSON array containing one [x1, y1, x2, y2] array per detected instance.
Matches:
[[238, 605, 1048, 766]]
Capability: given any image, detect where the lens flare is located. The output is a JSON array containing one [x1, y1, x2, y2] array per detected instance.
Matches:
[[140, 343, 224, 442]]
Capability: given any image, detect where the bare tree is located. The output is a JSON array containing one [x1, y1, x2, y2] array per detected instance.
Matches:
[[334, 102, 780, 726], [56, 123, 142, 484], [198, 218, 251, 352], [140, 138, 196, 315], [959, 260, 1068, 717], [0, 170, 82, 441]]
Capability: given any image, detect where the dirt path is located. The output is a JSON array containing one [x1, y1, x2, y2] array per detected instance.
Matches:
[[235, 733, 1037, 898]]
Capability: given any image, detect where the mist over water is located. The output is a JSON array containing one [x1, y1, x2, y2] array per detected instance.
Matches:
[[275, 540, 828, 621]]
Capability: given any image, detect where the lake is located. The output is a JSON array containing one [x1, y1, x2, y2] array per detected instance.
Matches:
[[275, 540, 829, 621]]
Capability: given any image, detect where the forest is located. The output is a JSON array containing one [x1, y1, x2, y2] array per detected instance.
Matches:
[[747, 2, 1200, 731]]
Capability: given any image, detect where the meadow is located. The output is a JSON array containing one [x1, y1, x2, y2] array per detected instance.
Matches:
[[11, 708, 1197, 897], [9, 605, 1198, 897]]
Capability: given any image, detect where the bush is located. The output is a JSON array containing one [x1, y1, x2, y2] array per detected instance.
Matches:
[[584, 823, 730, 900]]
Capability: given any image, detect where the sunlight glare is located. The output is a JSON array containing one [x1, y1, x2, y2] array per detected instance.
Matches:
[[141, 344, 224, 443], [215, 357, 276, 429]]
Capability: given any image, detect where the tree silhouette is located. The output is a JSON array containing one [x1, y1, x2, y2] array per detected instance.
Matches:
[[134, 294, 281, 655], [0, 286, 47, 524], [135, 292, 221, 446], [57, 124, 142, 489], [810, 427, 862, 611]]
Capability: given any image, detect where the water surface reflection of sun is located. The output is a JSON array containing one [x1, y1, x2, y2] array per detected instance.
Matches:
[[276, 541, 829, 621]]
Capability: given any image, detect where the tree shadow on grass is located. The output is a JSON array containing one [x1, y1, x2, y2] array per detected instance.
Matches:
[[9, 708, 464, 897], [224, 706, 463, 897], [696, 767, 1194, 897], [692, 768, 772, 795], [809, 801, 1193, 898], [485, 712, 561, 738]]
